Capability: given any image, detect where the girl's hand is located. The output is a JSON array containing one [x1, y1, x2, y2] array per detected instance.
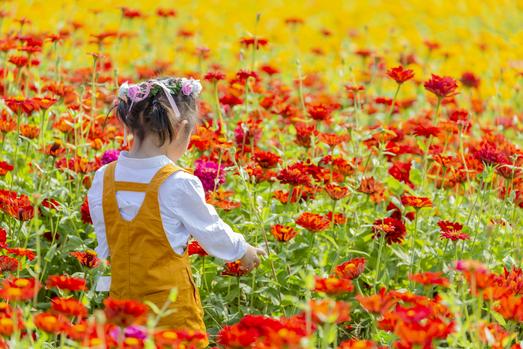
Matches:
[[239, 245, 267, 272]]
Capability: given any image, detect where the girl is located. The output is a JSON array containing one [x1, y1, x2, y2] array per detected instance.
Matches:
[[87, 77, 265, 341]]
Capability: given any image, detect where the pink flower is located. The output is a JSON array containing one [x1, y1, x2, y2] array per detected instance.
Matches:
[[181, 83, 193, 96], [194, 159, 225, 192]]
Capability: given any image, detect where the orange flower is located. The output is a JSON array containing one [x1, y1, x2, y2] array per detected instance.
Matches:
[[46, 275, 87, 292], [0, 317, 15, 337], [0, 112, 16, 133], [387, 66, 415, 84], [409, 272, 450, 288], [51, 297, 87, 318], [309, 299, 350, 324], [356, 288, 395, 314], [19, 124, 40, 139], [5, 247, 36, 261], [4, 97, 39, 115], [252, 150, 281, 169], [221, 261, 249, 277], [0, 277, 40, 301], [401, 195, 432, 208], [206, 191, 241, 211], [70, 250, 100, 268], [104, 298, 148, 327], [318, 133, 349, 148], [271, 225, 298, 242], [276, 163, 311, 186], [155, 329, 208, 349], [357, 177, 386, 203], [313, 277, 354, 294], [34, 312, 70, 334], [334, 257, 366, 280], [296, 212, 331, 232], [325, 211, 347, 225], [325, 184, 349, 200], [294, 123, 318, 148]]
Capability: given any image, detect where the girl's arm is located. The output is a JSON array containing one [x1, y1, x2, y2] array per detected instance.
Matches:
[[87, 166, 111, 291], [168, 173, 249, 262]]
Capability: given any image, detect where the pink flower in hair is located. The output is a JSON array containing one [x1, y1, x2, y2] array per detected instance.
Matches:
[[127, 85, 141, 101], [181, 82, 193, 96]]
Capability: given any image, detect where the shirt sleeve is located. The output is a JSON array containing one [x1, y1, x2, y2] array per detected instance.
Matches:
[[87, 166, 111, 292], [168, 174, 249, 262]]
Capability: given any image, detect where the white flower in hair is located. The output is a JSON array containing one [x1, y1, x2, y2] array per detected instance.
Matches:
[[191, 79, 202, 96]]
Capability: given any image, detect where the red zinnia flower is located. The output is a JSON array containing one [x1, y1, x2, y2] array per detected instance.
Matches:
[[104, 298, 148, 327], [438, 220, 463, 233], [388, 161, 414, 188], [204, 71, 226, 82], [324, 184, 349, 200], [423, 74, 458, 99], [271, 225, 298, 242], [156, 8, 177, 18], [296, 212, 331, 232], [276, 163, 311, 186], [51, 297, 88, 318], [34, 312, 70, 334], [357, 177, 386, 203], [70, 250, 100, 268], [0, 162, 13, 176], [438, 220, 469, 241], [401, 195, 432, 208], [313, 277, 354, 294], [253, 150, 281, 169], [387, 66, 415, 84], [307, 103, 332, 121], [372, 218, 407, 244], [460, 72, 480, 89], [222, 261, 249, 277], [80, 196, 92, 224], [6, 247, 36, 261], [0, 277, 40, 301], [46, 275, 87, 292], [0, 256, 18, 274], [188, 240, 208, 256], [239, 37, 269, 49], [409, 272, 450, 288], [334, 257, 366, 280]]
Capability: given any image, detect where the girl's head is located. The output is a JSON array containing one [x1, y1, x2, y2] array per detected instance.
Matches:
[[115, 77, 202, 160]]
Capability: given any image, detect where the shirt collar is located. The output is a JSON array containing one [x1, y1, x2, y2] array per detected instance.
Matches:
[[117, 150, 173, 169]]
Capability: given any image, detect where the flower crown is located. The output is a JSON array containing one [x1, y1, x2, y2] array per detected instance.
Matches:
[[117, 77, 202, 118]]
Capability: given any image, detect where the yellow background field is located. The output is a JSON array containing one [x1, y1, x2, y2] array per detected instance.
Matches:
[[3, 0, 522, 98]]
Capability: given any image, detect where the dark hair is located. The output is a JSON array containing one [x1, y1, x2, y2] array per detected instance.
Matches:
[[115, 78, 199, 147]]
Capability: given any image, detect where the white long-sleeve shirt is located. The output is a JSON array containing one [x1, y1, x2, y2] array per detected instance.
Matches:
[[87, 151, 248, 291]]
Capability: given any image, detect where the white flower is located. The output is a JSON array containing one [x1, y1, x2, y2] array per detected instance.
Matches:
[[191, 79, 202, 96]]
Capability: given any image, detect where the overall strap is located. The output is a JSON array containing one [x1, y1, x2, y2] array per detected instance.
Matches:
[[147, 163, 184, 192]]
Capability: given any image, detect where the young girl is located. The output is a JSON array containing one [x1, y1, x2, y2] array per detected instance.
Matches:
[[87, 77, 265, 340]]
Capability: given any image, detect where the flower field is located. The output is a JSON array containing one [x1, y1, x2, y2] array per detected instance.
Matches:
[[1, 0, 523, 347]]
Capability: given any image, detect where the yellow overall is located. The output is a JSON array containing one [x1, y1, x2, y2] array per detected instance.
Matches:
[[102, 161, 207, 343]]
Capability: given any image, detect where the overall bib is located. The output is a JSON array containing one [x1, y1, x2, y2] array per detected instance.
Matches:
[[102, 161, 207, 343]]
